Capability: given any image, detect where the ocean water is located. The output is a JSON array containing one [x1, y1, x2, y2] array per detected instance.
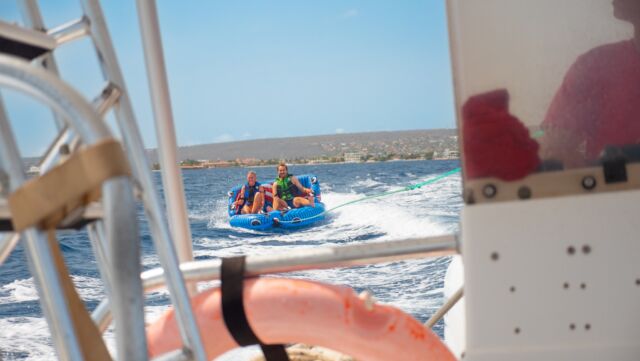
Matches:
[[0, 159, 462, 360]]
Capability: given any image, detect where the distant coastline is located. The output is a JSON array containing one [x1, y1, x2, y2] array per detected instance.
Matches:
[[148, 128, 460, 170], [21, 129, 460, 171], [172, 156, 459, 170]]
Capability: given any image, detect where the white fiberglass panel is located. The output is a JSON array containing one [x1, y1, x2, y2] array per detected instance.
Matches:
[[461, 189, 640, 360]]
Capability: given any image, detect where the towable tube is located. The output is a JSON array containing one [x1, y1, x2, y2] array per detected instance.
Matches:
[[147, 278, 456, 361], [228, 174, 325, 230]]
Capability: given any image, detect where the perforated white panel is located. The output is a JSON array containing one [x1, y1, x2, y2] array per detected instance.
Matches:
[[462, 190, 640, 360]]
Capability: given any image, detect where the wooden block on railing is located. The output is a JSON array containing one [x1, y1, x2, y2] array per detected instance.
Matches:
[[0, 198, 104, 231]]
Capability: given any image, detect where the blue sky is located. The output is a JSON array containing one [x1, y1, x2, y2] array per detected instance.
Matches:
[[1, 1, 454, 157]]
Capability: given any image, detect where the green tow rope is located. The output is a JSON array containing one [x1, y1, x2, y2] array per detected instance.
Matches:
[[276, 167, 461, 224]]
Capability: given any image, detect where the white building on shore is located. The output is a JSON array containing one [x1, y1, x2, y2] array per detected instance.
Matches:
[[344, 152, 364, 163]]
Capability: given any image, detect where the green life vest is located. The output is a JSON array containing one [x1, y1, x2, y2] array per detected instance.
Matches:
[[275, 175, 295, 201]]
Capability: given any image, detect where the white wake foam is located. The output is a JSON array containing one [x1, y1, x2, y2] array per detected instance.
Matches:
[[1, 171, 461, 360], [0, 317, 55, 360], [0, 275, 105, 305], [0, 278, 39, 303]]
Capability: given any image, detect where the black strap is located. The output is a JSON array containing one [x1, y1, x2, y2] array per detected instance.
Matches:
[[220, 256, 289, 361], [0, 37, 49, 60]]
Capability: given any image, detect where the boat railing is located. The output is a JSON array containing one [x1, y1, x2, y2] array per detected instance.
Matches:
[[1, 0, 206, 359], [72, 8, 205, 357], [0, 53, 144, 360], [90, 234, 460, 360], [425, 287, 463, 329]]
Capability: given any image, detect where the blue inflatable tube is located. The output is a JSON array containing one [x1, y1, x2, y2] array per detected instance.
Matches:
[[228, 174, 325, 230]]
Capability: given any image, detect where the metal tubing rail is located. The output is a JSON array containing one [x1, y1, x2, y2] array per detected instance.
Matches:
[[39, 127, 75, 170], [152, 349, 190, 361], [136, 0, 195, 279], [425, 286, 463, 329], [79, 1, 207, 359], [92, 83, 121, 117], [0, 127, 101, 263], [93, 234, 460, 329], [0, 54, 146, 361], [48, 17, 91, 46], [0, 233, 20, 267], [0, 128, 75, 263], [17, 0, 66, 130], [103, 175, 147, 361], [87, 223, 114, 317], [0, 19, 56, 52], [0, 61, 121, 288], [0, 74, 83, 361], [0, 126, 103, 233], [149, 233, 458, 289]]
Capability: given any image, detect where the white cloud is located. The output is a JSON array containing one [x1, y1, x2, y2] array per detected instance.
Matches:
[[242, 132, 252, 138], [335, 128, 345, 134], [341, 9, 359, 18], [213, 133, 235, 143]]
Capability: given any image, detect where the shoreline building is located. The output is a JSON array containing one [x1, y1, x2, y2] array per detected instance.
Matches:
[[344, 152, 365, 163]]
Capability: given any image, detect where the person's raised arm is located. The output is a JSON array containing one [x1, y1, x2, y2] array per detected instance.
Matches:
[[291, 176, 312, 195]]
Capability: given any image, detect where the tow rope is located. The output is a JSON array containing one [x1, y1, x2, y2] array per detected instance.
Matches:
[[276, 167, 461, 224]]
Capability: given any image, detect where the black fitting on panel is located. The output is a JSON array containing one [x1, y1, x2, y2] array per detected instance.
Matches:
[[601, 146, 628, 184], [603, 158, 627, 184], [517, 186, 531, 200]]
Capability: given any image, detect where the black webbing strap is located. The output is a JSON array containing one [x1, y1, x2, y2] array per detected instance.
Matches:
[[220, 256, 289, 361], [0, 36, 49, 60]]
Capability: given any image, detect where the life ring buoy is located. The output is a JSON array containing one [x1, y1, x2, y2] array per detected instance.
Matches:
[[147, 278, 455, 361]]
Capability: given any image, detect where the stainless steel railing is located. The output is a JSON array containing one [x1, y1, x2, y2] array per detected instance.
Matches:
[[0, 54, 142, 361], [93, 234, 460, 331], [5, 0, 208, 358], [78, 1, 207, 358]]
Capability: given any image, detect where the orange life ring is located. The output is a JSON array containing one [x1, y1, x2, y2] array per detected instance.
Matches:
[[147, 278, 456, 361]]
